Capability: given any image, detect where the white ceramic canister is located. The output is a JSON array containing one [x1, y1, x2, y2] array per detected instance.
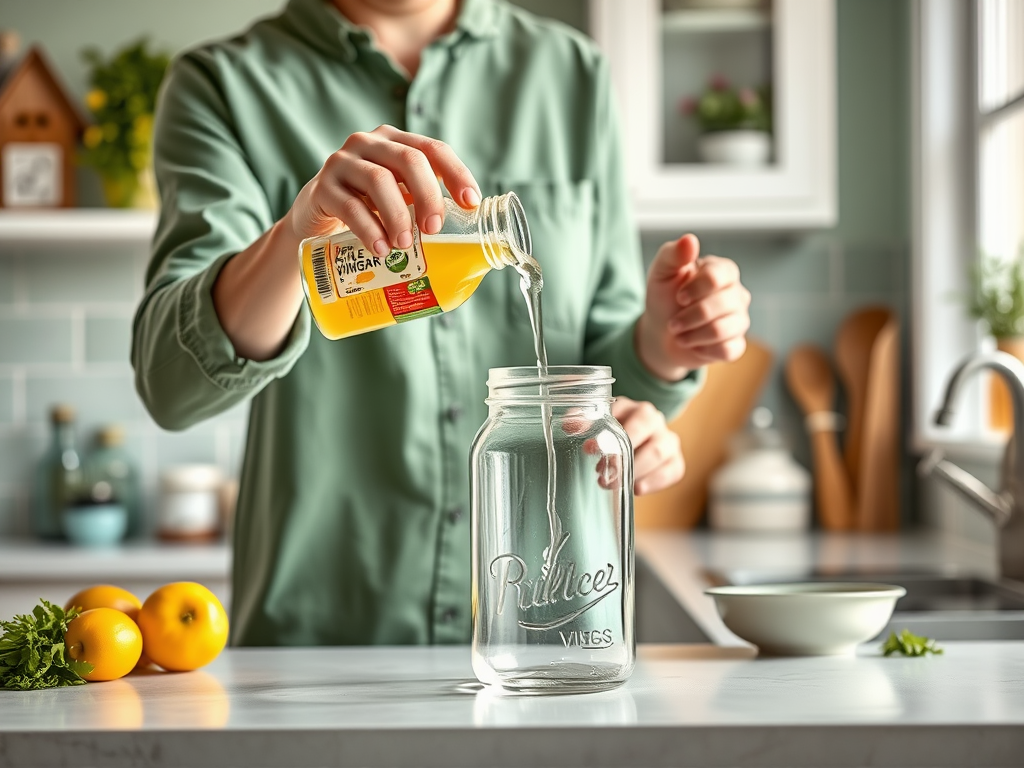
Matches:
[[158, 465, 225, 541], [709, 408, 811, 532]]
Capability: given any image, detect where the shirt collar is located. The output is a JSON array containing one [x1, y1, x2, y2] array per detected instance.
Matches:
[[283, 0, 499, 63]]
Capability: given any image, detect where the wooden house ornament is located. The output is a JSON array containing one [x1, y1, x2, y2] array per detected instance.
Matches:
[[0, 39, 85, 208]]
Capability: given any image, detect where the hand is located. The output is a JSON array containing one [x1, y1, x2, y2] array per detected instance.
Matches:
[[285, 124, 482, 253], [635, 234, 751, 382], [612, 397, 684, 496]]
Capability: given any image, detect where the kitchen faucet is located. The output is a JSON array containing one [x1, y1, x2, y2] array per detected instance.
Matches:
[[921, 351, 1024, 581]]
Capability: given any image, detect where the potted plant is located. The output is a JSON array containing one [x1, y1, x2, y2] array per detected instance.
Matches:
[[681, 75, 772, 166], [79, 40, 169, 209], [967, 251, 1024, 432]]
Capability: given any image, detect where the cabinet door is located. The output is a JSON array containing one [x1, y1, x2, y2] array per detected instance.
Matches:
[[590, 0, 836, 230]]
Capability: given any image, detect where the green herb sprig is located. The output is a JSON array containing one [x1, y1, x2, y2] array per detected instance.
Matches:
[[0, 600, 93, 690], [881, 629, 943, 657]]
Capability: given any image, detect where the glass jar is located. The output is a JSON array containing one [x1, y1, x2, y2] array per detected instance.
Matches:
[[471, 366, 635, 694], [299, 192, 532, 340], [84, 425, 143, 538]]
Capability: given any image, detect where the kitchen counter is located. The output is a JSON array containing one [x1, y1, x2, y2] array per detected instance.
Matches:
[[636, 528, 998, 646], [0, 539, 230, 581], [1, 643, 1023, 768], [1, 529, 1019, 768], [0, 539, 231, 620]]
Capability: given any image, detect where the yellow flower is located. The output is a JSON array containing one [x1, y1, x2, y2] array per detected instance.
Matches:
[[83, 125, 104, 148], [85, 89, 107, 112], [132, 114, 153, 142]]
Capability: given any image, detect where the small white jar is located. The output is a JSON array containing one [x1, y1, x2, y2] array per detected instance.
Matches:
[[158, 465, 224, 542], [709, 408, 811, 532]]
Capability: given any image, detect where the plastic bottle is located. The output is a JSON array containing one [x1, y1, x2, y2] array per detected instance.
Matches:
[[298, 192, 532, 339]]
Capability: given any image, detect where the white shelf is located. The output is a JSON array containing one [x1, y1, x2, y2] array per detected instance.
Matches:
[[0, 209, 157, 246], [662, 8, 770, 33]]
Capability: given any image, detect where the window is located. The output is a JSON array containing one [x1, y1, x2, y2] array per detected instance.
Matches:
[[912, 0, 1024, 457]]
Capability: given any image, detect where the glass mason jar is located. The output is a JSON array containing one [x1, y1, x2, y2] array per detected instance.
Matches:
[[298, 192, 532, 340], [471, 366, 635, 694]]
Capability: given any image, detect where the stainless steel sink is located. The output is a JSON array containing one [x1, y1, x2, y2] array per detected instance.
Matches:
[[703, 569, 1024, 641]]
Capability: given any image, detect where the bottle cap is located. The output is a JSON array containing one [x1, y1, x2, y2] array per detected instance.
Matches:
[[97, 425, 125, 447], [50, 404, 75, 424]]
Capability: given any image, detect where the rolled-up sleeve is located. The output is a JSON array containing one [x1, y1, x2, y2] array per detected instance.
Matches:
[[132, 52, 310, 431], [581, 56, 703, 419]]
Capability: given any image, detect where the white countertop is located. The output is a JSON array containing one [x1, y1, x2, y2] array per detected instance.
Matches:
[[0, 539, 230, 581], [1, 643, 1022, 768], [0, 528, 1018, 767]]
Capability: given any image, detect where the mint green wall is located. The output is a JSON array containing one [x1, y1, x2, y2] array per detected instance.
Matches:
[[0, 0, 910, 533], [643, 0, 911, 474]]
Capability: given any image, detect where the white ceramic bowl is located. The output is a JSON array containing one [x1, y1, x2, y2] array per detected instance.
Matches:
[[705, 583, 906, 656]]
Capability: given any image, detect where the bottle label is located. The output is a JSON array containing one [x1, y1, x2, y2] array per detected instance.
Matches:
[[308, 230, 441, 322]]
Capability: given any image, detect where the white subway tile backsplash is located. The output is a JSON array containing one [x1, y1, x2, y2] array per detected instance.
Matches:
[[156, 425, 221, 470], [0, 377, 12, 423], [24, 371, 144, 424], [23, 251, 140, 305], [85, 316, 134, 364], [0, 315, 73, 364], [0, 260, 14, 303]]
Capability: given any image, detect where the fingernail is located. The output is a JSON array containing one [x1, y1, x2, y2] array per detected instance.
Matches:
[[396, 230, 413, 249], [424, 214, 443, 234], [635, 481, 647, 496], [373, 239, 389, 256], [463, 188, 481, 207]]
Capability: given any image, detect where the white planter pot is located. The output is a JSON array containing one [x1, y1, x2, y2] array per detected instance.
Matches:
[[698, 130, 772, 166]]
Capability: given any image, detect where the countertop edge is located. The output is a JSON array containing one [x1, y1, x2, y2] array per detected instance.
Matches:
[[2, 724, 1022, 768], [0, 540, 231, 581]]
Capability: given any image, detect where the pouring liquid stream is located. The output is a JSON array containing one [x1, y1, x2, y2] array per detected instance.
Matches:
[[511, 250, 564, 578]]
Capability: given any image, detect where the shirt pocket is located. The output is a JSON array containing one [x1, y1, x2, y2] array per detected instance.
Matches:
[[485, 178, 595, 335]]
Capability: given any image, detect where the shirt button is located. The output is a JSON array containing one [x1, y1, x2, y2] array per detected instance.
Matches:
[[444, 404, 462, 423], [411, 103, 424, 116], [440, 607, 458, 623], [447, 506, 463, 524]]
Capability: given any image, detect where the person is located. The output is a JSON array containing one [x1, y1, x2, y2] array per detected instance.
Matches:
[[132, 0, 751, 645]]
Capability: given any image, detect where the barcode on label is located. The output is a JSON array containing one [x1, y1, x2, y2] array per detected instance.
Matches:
[[311, 241, 336, 304], [346, 291, 388, 320]]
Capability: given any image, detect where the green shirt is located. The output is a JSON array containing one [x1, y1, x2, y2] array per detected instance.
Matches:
[[133, 0, 702, 646]]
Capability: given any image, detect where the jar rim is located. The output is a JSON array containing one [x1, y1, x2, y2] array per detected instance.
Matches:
[[486, 365, 614, 402]]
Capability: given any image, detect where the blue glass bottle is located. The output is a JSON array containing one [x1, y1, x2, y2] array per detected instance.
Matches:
[[32, 404, 82, 539]]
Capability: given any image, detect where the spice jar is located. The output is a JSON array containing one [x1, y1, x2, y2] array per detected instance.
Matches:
[[471, 366, 635, 694]]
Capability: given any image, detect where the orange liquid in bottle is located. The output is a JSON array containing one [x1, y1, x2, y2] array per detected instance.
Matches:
[[299, 234, 497, 340]]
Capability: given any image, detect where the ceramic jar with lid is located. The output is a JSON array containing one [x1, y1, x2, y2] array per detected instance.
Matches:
[[709, 408, 811, 532], [158, 465, 224, 541]]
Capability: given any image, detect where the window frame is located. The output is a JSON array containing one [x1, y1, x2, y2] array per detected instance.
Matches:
[[911, 0, 1024, 461]]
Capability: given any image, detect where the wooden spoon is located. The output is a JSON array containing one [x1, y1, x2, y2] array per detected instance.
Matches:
[[834, 307, 893, 495], [857, 317, 900, 531], [785, 344, 855, 530]]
